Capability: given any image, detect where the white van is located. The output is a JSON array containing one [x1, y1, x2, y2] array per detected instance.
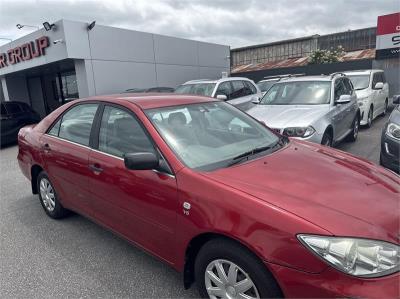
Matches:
[[344, 69, 389, 127]]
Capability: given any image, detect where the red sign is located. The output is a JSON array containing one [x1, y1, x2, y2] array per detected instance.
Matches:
[[0, 36, 49, 69], [376, 12, 400, 59]]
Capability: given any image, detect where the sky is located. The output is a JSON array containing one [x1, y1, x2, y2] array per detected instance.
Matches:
[[0, 0, 399, 47]]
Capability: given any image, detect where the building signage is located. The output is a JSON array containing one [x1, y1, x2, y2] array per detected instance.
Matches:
[[0, 36, 49, 68], [376, 12, 400, 59]]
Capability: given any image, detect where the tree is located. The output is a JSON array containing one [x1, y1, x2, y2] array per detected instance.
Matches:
[[308, 46, 345, 64]]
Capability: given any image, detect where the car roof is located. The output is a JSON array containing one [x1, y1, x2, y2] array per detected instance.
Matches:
[[343, 69, 384, 76], [272, 75, 333, 83], [182, 77, 252, 84], [76, 93, 217, 110]]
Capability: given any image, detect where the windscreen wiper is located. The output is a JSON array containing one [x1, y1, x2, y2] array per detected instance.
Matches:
[[227, 145, 272, 167], [228, 139, 287, 167]]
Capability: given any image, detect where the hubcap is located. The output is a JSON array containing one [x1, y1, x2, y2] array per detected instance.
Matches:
[[205, 259, 260, 299], [39, 178, 56, 212]]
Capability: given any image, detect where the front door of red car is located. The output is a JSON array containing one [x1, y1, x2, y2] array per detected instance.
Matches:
[[40, 103, 99, 216], [88, 105, 178, 263]]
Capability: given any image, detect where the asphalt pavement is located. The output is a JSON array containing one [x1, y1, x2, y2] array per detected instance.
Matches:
[[0, 110, 391, 298]]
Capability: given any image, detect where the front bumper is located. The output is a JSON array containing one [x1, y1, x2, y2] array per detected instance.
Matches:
[[380, 128, 400, 173], [267, 261, 400, 298]]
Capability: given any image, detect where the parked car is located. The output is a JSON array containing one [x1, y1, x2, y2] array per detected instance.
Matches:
[[380, 95, 400, 173], [344, 69, 389, 127], [247, 74, 360, 146], [124, 87, 175, 93], [257, 78, 280, 96], [257, 74, 305, 96], [18, 94, 399, 299], [175, 77, 262, 111], [1, 101, 40, 146]]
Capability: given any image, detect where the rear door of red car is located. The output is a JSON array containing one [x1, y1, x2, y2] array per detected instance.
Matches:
[[40, 103, 100, 216], [87, 103, 178, 263]]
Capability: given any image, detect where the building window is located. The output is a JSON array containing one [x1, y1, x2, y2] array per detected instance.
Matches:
[[60, 71, 79, 101]]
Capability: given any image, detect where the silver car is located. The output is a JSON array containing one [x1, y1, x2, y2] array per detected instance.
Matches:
[[247, 74, 360, 146], [175, 77, 262, 111]]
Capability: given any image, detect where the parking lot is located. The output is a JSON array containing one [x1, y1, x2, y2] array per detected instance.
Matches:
[[0, 110, 391, 298]]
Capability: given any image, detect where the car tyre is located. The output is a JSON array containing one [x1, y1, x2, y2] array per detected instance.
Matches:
[[347, 114, 359, 142], [195, 238, 282, 299], [321, 130, 333, 147], [382, 99, 388, 116], [37, 171, 69, 219], [366, 106, 373, 128]]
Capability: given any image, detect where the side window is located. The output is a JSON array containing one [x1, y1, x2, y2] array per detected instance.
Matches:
[[98, 106, 154, 158], [372, 73, 380, 87], [244, 81, 257, 94], [381, 72, 386, 83], [48, 119, 61, 136], [58, 104, 98, 146], [215, 82, 233, 100], [4, 103, 22, 114], [343, 78, 353, 95], [334, 79, 345, 101], [0, 103, 6, 116], [231, 81, 246, 99]]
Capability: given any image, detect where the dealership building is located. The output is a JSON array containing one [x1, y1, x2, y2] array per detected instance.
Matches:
[[0, 19, 230, 117]]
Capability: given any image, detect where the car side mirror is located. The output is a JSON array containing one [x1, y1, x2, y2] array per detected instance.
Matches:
[[374, 82, 384, 90], [124, 152, 159, 170], [335, 94, 351, 104], [216, 94, 228, 101], [393, 95, 400, 105], [251, 96, 260, 104]]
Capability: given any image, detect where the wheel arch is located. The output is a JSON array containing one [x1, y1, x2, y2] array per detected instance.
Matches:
[[31, 164, 44, 194], [183, 232, 277, 290]]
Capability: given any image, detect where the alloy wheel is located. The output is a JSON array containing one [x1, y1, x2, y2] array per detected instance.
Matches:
[[205, 259, 260, 299], [39, 178, 56, 212]]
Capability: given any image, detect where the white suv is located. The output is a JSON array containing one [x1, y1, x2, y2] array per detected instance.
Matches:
[[344, 69, 389, 127], [175, 77, 262, 111]]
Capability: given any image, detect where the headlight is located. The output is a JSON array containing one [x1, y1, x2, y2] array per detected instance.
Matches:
[[283, 126, 315, 138], [298, 235, 399, 277], [386, 123, 400, 140]]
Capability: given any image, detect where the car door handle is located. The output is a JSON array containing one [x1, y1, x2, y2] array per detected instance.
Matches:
[[89, 164, 103, 173]]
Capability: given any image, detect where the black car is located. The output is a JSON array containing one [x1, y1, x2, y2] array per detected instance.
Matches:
[[380, 95, 400, 173], [1, 101, 41, 146]]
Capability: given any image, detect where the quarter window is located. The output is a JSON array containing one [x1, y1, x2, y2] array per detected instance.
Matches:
[[98, 106, 154, 158], [58, 104, 98, 146], [48, 119, 61, 136]]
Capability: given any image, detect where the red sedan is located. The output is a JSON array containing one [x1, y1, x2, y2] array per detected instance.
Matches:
[[18, 94, 399, 298]]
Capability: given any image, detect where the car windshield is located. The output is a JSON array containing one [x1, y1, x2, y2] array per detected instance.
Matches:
[[347, 75, 370, 90], [146, 102, 281, 171], [260, 81, 331, 105], [174, 83, 216, 97], [257, 80, 278, 92]]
